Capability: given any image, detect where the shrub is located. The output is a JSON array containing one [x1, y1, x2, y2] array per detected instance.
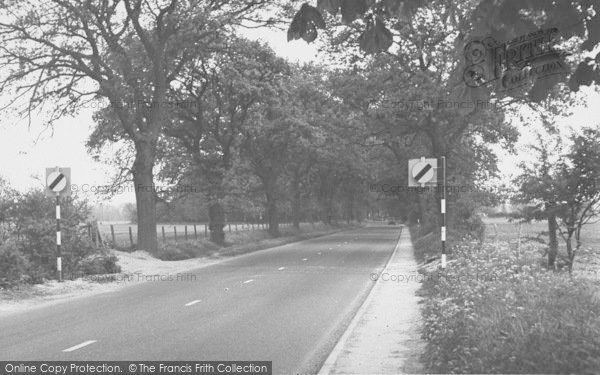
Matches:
[[75, 251, 121, 276], [0, 187, 122, 286], [0, 241, 30, 287], [418, 234, 600, 374], [155, 240, 220, 261]]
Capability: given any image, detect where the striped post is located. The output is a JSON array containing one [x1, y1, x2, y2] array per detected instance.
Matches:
[[441, 156, 447, 269], [56, 195, 62, 282]]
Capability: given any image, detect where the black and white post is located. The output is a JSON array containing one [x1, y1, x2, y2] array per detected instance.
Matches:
[[441, 156, 447, 269], [56, 194, 62, 282]]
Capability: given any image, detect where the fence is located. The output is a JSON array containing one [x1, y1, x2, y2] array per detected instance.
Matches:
[[95, 222, 304, 249]]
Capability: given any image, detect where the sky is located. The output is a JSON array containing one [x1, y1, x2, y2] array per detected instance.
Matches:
[[0, 27, 599, 206]]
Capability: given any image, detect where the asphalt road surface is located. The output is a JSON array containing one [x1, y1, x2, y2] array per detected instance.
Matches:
[[0, 225, 401, 374]]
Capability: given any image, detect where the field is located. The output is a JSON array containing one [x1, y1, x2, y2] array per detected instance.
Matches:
[[482, 216, 600, 280]]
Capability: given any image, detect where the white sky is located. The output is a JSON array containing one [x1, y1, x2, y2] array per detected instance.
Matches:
[[0, 27, 599, 205]]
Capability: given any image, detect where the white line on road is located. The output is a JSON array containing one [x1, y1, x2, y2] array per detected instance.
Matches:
[[62, 340, 97, 352], [243, 279, 254, 284], [302, 258, 308, 261], [185, 300, 201, 306], [278, 267, 286, 270]]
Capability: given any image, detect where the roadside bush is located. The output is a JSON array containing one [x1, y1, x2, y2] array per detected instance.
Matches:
[[418, 234, 600, 374], [0, 241, 30, 287], [75, 251, 121, 276], [0, 187, 122, 286], [155, 240, 220, 261]]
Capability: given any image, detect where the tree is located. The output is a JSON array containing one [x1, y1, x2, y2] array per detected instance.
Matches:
[[553, 127, 600, 271], [323, 2, 516, 232], [235, 79, 310, 236], [288, 0, 600, 85], [0, 0, 274, 252], [160, 36, 289, 243], [514, 130, 564, 268]]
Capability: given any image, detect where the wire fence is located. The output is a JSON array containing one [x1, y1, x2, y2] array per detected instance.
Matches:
[[93, 222, 306, 249]]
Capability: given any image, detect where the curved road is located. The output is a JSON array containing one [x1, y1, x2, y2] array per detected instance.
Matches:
[[0, 226, 401, 375]]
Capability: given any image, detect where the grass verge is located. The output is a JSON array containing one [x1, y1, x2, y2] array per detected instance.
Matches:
[[154, 222, 361, 261], [411, 224, 600, 374]]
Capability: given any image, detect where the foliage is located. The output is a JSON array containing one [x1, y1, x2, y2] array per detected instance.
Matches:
[[416, 231, 600, 374], [0, 240, 30, 288], [155, 240, 220, 261], [0, 0, 281, 252], [0, 184, 119, 286], [290, 0, 600, 103], [515, 122, 600, 270]]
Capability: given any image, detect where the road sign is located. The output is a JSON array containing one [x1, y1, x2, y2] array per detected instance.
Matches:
[[45, 167, 71, 197], [408, 158, 437, 187]]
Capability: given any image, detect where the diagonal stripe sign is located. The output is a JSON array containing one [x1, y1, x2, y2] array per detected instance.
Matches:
[[46, 169, 69, 194], [49, 173, 65, 190], [408, 158, 437, 187], [414, 164, 432, 182]]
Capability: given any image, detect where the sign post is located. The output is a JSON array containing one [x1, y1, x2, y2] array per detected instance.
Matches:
[[56, 194, 61, 282], [45, 167, 71, 282], [440, 156, 447, 269], [409, 157, 446, 268]]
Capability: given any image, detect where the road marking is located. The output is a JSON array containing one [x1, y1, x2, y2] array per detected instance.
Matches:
[[278, 267, 286, 270], [243, 279, 254, 284], [317, 252, 322, 255], [62, 340, 97, 352], [302, 258, 308, 261], [185, 300, 201, 307]]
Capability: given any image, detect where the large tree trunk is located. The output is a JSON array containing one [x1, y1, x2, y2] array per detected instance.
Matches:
[[132, 142, 158, 252], [292, 189, 301, 229], [547, 213, 558, 269], [208, 202, 225, 245], [266, 190, 280, 237]]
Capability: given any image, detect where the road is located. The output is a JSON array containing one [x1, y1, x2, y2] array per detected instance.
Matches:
[[0, 226, 401, 375]]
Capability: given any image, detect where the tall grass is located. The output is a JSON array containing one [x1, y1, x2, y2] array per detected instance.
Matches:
[[413, 224, 600, 374]]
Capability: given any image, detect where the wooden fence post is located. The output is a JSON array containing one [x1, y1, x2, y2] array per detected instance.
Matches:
[[185, 225, 188, 241], [95, 222, 103, 246], [194, 224, 197, 240], [128, 226, 134, 248], [110, 224, 116, 246], [516, 222, 522, 258], [174, 226, 177, 241], [162, 226, 165, 241], [204, 224, 207, 238]]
